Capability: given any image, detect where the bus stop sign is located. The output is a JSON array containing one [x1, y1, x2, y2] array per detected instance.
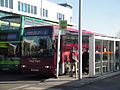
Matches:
[[59, 20, 67, 30]]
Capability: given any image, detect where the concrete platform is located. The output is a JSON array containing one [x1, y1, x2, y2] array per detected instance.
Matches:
[[45, 71, 120, 87]]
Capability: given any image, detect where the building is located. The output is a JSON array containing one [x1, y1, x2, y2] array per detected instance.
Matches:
[[0, 0, 73, 25]]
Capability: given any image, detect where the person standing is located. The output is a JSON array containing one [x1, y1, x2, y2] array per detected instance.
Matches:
[[69, 47, 78, 78], [82, 48, 89, 74]]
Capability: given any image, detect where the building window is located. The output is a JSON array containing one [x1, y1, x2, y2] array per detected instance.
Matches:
[[18, 1, 37, 15], [57, 13, 59, 19], [27, 4, 30, 13], [9, 0, 13, 9], [62, 14, 64, 20], [0, 0, 4, 7], [18, 1, 20, 11], [43, 9, 48, 17], [33, 6, 37, 14], [70, 17, 72, 22], [22, 3, 27, 12], [31, 5, 33, 14], [0, 0, 13, 9], [40, 8, 42, 16], [21, 3, 23, 11], [57, 13, 64, 20], [5, 0, 8, 8], [25, 3, 27, 12]]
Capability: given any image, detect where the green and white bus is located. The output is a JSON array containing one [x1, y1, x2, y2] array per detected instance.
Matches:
[[0, 11, 48, 72]]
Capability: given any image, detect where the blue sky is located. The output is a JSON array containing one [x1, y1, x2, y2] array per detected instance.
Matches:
[[48, 0, 120, 36]]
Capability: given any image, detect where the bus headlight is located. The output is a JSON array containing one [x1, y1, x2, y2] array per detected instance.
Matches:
[[22, 65, 26, 68], [45, 66, 51, 68], [15, 65, 18, 66]]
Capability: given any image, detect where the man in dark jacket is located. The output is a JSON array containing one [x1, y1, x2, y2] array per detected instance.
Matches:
[[82, 48, 89, 74]]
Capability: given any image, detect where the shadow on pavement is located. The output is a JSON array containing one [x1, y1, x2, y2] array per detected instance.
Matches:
[[0, 72, 49, 83], [39, 74, 90, 89]]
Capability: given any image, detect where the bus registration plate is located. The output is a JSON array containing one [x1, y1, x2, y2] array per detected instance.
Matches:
[[31, 69, 39, 71]]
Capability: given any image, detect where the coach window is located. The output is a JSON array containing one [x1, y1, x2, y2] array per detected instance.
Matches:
[[39, 39, 47, 49], [8, 43, 16, 56], [0, 34, 6, 41], [8, 34, 17, 40]]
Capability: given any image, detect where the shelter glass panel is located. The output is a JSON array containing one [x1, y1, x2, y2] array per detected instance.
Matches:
[[102, 40, 109, 73], [109, 41, 114, 71], [115, 41, 120, 70], [95, 39, 102, 75]]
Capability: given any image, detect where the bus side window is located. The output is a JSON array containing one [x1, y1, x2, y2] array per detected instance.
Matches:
[[8, 44, 16, 57], [53, 40, 57, 49]]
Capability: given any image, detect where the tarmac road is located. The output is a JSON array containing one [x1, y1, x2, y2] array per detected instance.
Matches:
[[48, 74, 120, 90], [80, 74, 120, 90], [0, 73, 120, 90], [0, 73, 48, 90]]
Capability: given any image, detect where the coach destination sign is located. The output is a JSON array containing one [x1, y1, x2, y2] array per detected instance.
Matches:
[[59, 20, 67, 30]]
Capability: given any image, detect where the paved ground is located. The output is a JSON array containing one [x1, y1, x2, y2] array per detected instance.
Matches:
[[46, 74, 120, 90], [0, 71, 120, 90]]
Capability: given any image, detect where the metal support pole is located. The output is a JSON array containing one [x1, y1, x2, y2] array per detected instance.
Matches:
[[56, 26, 61, 78], [62, 62, 65, 74], [78, 0, 83, 80]]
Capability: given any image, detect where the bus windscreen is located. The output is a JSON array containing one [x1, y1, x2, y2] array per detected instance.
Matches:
[[0, 16, 21, 30], [22, 26, 54, 57]]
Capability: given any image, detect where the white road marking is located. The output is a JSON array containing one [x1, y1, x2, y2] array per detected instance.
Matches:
[[8, 85, 30, 90], [24, 87, 61, 90]]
